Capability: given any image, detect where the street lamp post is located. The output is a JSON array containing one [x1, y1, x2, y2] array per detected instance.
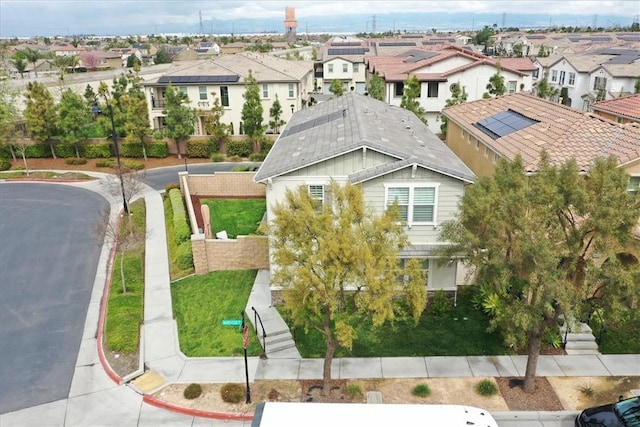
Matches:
[[92, 101, 130, 215]]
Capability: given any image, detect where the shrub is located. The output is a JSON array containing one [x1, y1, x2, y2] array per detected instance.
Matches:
[[578, 383, 595, 397], [83, 143, 113, 159], [232, 166, 251, 172], [146, 142, 168, 158], [226, 139, 253, 157], [429, 290, 452, 316], [65, 157, 87, 165], [54, 144, 77, 158], [0, 158, 11, 171], [176, 241, 193, 270], [208, 138, 222, 153], [187, 139, 214, 158], [267, 388, 280, 401], [210, 153, 225, 162], [183, 383, 202, 400], [121, 159, 145, 171], [249, 153, 266, 162], [95, 159, 115, 168], [24, 144, 51, 158], [475, 379, 498, 397], [0, 146, 11, 158], [411, 383, 431, 397], [346, 383, 363, 399], [228, 155, 242, 162], [121, 142, 144, 158], [165, 182, 180, 193], [259, 138, 274, 154], [169, 189, 190, 244], [220, 383, 244, 403]]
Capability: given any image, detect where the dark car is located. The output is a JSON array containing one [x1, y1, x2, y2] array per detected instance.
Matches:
[[575, 396, 640, 427]]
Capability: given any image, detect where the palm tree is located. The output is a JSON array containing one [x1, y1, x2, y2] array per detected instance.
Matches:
[[11, 58, 27, 79], [23, 48, 40, 77]]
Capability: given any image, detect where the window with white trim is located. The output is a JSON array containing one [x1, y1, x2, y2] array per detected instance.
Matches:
[[328, 64, 333, 73], [568, 72, 575, 86], [559, 71, 566, 85], [199, 86, 207, 100], [551, 70, 558, 82], [628, 176, 640, 193], [309, 185, 324, 204], [342, 63, 348, 73], [353, 63, 359, 72], [262, 84, 269, 98], [386, 185, 438, 225], [288, 83, 295, 98]]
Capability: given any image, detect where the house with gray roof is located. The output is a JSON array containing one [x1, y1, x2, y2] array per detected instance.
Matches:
[[254, 92, 475, 291]]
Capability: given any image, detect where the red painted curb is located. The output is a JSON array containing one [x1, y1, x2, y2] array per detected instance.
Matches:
[[96, 211, 124, 385], [143, 394, 254, 421]]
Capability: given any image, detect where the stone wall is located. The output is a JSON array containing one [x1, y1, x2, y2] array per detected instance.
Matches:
[[185, 172, 266, 197]]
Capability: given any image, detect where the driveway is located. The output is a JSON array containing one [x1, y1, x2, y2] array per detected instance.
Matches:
[[0, 183, 108, 414]]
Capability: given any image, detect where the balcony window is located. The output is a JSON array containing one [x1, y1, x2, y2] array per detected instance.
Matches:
[[220, 86, 229, 107]]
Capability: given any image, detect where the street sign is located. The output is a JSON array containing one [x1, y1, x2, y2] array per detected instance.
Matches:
[[222, 319, 242, 326]]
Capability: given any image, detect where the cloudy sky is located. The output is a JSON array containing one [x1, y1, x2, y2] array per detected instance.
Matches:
[[1, 0, 638, 37]]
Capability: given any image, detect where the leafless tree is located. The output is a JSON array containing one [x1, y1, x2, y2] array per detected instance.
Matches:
[[100, 168, 147, 210]]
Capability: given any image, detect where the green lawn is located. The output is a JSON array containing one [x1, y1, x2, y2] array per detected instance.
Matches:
[[105, 200, 145, 354], [171, 270, 264, 357], [284, 286, 512, 358], [163, 195, 194, 280], [201, 198, 266, 239]]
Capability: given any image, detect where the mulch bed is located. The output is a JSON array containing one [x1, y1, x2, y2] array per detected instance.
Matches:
[[496, 377, 564, 411], [301, 379, 350, 403]]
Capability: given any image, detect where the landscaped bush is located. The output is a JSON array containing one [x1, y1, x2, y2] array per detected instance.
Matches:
[[187, 139, 215, 158], [84, 143, 113, 158], [232, 165, 251, 172], [411, 383, 431, 397], [226, 139, 253, 157], [121, 159, 145, 171], [146, 142, 168, 158], [54, 144, 77, 158], [346, 383, 363, 399], [95, 159, 115, 168], [259, 138, 274, 154], [176, 241, 193, 270], [24, 144, 51, 158], [0, 158, 11, 171], [165, 182, 180, 192], [429, 290, 452, 316], [249, 153, 266, 162], [65, 157, 87, 165], [475, 379, 498, 396], [183, 383, 203, 400], [228, 155, 242, 162], [121, 142, 144, 158], [210, 153, 225, 162], [0, 146, 11, 158], [169, 188, 190, 244], [220, 383, 244, 403]]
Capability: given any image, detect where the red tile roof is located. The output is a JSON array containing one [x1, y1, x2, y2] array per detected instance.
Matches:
[[443, 92, 640, 172], [591, 94, 640, 122]]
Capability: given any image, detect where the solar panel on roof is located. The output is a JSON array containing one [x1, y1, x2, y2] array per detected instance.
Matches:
[[327, 48, 368, 55], [528, 35, 546, 39], [281, 109, 346, 138], [402, 50, 439, 63], [157, 75, 239, 84], [474, 110, 538, 140], [330, 42, 361, 46], [608, 55, 640, 64], [379, 42, 416, 46]]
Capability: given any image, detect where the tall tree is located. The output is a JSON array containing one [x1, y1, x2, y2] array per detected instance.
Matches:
[[484, 64, 506, 98], [329, 79, 345, 97], [269, 181, 427, 393], [11, 58, 27, 79], [24, 81, 57, 158], [0, 80, 20, 161], [202, 95, 230, 146], [268, 94, 285, 134], [122, 94, 150, 160], [367, 72, 385, 101], [241, 70, 264, 140], [440, 82, 467, 136], [163, 85, 195, 159], [154, 46, 173, 64], [56, 89, 93, 157], [535, 73, 560, 101], [400, 75, 427, 124], [439, 155, 640, 393], [23, 48, 40, 77]]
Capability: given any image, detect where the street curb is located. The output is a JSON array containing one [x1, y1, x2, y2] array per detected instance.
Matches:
[[492, 410, 580, 421], [142, 394, 254, 421]]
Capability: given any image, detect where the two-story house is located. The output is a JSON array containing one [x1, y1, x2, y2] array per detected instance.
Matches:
[[365, 46, 533, 135], [591, 93, 640, 124], [143, 52, 314, 136], [316, 38, 369, 95], [254, 92, 476, 291]]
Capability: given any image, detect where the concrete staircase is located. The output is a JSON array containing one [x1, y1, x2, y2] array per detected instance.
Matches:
[[246, 270, 301, 359], [560, 320, 600, 355]]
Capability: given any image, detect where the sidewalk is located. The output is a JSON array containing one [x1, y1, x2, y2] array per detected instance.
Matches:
[[1, 179, 639, 427]]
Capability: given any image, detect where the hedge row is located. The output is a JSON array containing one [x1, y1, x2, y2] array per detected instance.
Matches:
[[226, 140, 253, 157], [186, 139, 218, 158], [176, 241, 194, 270], [121, 142, 168, 158], [168, 188, 191, 244]]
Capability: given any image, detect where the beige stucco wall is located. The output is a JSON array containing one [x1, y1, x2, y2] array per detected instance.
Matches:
[[184, 172, 266, 197]]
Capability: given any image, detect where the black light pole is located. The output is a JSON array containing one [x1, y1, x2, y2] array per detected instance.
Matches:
[[241, 311, 251, 404], [92, 100, 129, 215]]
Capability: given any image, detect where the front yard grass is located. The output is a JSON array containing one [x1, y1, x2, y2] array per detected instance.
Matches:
[[171, 270, 264, 357], [285, 286, 512, 357], [201, 198, 266, 239], [105, 200, 145, 354], [164, 195, 194, 280]]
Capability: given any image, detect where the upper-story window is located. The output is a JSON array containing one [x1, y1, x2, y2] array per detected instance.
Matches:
[[179, 86, 188, 95], [427, 82, 438, 98], [220, 86, 229, 107], [395, 82, 404, 97], [328, 64, 333, 73], [288, 83, 295, 98], [508, 81, 517, 94], [308, 185, 324, 204], [262, 84, 269, 99], [199, 86, 207, 100], [568, 72, 576, 86], [594, 76, 607, 90], [559, 71, 566, 85], [532, 68, 539, 79], [551, 70, 558, 82], [385, 184, 438, 225], [628, 176, 640, 193], [342, 63, 348, 73], [353, 63, 359, 72]]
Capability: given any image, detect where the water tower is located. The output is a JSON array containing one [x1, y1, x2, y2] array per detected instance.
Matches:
[[284, 7, 297, 43]]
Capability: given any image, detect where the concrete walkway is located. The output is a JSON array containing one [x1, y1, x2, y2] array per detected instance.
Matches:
[[2, 176, 639, 427]]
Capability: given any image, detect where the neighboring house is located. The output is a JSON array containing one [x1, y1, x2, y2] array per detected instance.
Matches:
[[591, 93, 640, 124], [26, 58, 56, 74], [365, 45, 533, 135], [441, 92, 640, 182], [316, 37, 369, 95], [52, 44, 86, 57], [219, 42, 247, 55], [143, 51, 314, 135], [168, 46, 198, 62], [89, 51, 123, 70], [532, 49, 640, 110], [195, 41, 220, 59], [254, 92, 476, 291], [108, 47, 143, 67]]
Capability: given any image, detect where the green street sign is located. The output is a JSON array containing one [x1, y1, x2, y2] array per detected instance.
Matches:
[[222, 319, 243, 326]]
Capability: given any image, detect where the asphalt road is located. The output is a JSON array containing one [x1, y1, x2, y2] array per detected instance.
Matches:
[[0, 183, 108, 414], [143, 162, 261, 191]]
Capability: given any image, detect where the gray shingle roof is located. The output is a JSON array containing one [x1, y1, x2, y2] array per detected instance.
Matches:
[[254, 93, 475, 184]]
